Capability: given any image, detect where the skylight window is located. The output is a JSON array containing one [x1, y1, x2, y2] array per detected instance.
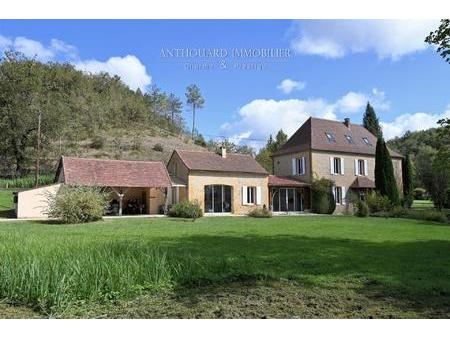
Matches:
[[345, 134, 354, 144], [362, 137, 373, 147], [325, 132, 336, 143]]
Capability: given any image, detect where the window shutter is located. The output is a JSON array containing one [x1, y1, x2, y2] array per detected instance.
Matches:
[[354, 159, 358, 176], [242, 186, 247, 205], [364, 160, 368, 176], [332, 186, 336, 202], [292, 158, 297, 175], [330, 157, 334, 174], [256, 186, 262, 205], [301, 157, 306, 175], [342, 187, 346, 205], [340, 158, 345, 175]]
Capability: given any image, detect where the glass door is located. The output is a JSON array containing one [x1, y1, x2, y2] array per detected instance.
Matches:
[[204, 185, 232, 213]]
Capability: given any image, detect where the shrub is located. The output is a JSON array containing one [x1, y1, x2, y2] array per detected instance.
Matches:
[[311, 178, 335, 214], [168, 200, 203, 220], [413, 188, 426, 200], [153, 143, 164, 152], [406, 209, 448, 223], [131, 136, 142, 151], [90, 134, 106, 149], [402, 193, 414, 209], [46, 186, 109, 224], [366, 191, 391, 213], [248, 206, 272, 218], [355, 200, 369, 217]]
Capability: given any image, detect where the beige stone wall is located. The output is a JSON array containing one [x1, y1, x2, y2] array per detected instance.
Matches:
[[188, 171, 269, 215], [273, 151, 313, 183], [148, 187, 166, 214], [311, 151, 375, 213], [16, 184, 62, 218], [167, 152, 189, 183]]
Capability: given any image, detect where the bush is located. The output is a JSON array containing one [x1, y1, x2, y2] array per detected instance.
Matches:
[[153, 143, 164, 152], [168, 200, 203, 220], [402, 193, 414, 209], [46, 186, 109, 224], [248, 206, 272, 218], [355, 200, 369, 217], [413, 188, 426, 200], [311, 178, 335, 214], [90, 134, 106, 149], [406, 209, 448, 223], [366, 191, 391, 213]]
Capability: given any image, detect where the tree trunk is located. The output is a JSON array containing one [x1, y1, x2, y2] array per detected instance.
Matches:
[[191, 104, 196, 139]]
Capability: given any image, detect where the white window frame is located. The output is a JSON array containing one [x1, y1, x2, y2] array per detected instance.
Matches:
[[333, 186, 346, 205], [354, 159, 368, 176], [292, 156, 306, 176], [331, 157, 344, 175], [243, 186, 260, 205]]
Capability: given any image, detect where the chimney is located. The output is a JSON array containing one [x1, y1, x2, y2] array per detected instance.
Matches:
[[344, 117, 350, 128], [220, 146, 227, 158]]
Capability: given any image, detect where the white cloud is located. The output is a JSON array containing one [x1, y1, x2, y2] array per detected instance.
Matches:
[[75, 55, 151, 91], [277, 78, 306, 94], [221, 88, 391, 149], [290, 20, 438, 60], [0, 34, 152, 91], [381, 108, 450, 140]]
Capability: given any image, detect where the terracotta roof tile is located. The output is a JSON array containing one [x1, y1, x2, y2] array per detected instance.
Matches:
[[174, 149, 268, 175], [268, 175, 310, 187], [274, 117, 402, 158], [60, 157, 171, 188]]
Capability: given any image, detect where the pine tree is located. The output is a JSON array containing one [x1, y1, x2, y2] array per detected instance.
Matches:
[[363, 102, 383, 138], [375, 137, 400, 205]]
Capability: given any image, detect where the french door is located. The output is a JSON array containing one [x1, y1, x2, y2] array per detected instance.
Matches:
[[204, 185, 232, 213], [272, 188, 303, 212]]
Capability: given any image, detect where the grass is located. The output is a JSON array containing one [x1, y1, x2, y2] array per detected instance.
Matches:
[[0, 216, 449, 318], [0, 190, 14, 218], [0, 174, 54, 189]]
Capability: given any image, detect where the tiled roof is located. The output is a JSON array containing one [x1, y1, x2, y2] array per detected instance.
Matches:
[[350, 176, 376, 189], [58, 157, 171, 188], [273, 117, 402, 158], [174, 149, 268, 175], [268, 175, 310, 187]]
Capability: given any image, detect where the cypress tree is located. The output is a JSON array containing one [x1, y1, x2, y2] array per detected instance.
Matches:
[[402, 153, 414, 208], [375, 137, 400, 205], [363, 102, 383, 138]]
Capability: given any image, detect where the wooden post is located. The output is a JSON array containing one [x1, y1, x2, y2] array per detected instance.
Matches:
[[118, 193, 124, 216]]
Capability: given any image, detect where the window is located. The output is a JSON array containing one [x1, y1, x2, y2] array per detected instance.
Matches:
[[292, 157, 305, 175], [362, 137, 373, 147], [325, 132, 336, 143], [345, 134, 354, 144], [334, 186, 344, 205], [355, 159, 367, 176], [246, 186, 256, 204], [332, 157, 342, 174], [205, 185, 232, 213]]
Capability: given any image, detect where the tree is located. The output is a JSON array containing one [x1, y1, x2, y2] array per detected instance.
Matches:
[[185, 84, 205, 139], [167, 93, 182, 124], [274, 129, 288, 150], [375, 137, 400, 205], [363, 102, 383, 138], [425, 19, 450, 64], [402, 153, 414, 207]]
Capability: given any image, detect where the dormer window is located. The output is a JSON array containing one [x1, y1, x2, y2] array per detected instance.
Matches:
[[362, 137, 372, 147], [325, 132, 336, 143], [344, 134, 354, 144]]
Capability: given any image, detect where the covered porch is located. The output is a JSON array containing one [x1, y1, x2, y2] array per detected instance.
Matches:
[[107, 187, 168, 216], [268, 175, 311, 214], [349, 176, 376, 201]]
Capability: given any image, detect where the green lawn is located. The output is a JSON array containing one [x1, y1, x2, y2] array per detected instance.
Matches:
[[0, 216, 449, 318], [412, 200, 434, 209], [0, 190, 14, 218]]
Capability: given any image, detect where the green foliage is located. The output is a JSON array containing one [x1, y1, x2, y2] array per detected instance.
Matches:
[[186, 84, 205, 138], [0, 174, 54, 189], [255, 129, 288, 174], [152, 143, 164, 152], [205, 139, 255, 156], [425, 19, 450, 64], [248, 206, 272, 218], [375, 137, 400, 205], [366, 191, 391, 213], [0, 52, 185, 176], [372, 207, 448, 224], [413, 188, 427, 200], [355, 200, 369, 217], [46, 186, 109, 223], [90, 134, 106, 149], [168, 200, 203, 220], [311, 178, 335, 214], [402, 153, 414, 201], [363, 102, 382, 138]]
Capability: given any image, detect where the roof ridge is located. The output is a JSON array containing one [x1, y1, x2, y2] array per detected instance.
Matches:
[[63, 156, 164, 164], [310, 116, 365, 128]]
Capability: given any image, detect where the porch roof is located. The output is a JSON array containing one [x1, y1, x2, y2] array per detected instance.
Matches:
[[350, 176, 376, 189], [57, 156, 172, 188], [268, 175, 310, 187]]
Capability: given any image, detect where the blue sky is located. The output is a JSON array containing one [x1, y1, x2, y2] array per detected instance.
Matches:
[[1, 20, 449, 148]]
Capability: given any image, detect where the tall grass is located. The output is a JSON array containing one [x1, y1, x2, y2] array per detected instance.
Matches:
[[0, 233, 258, 316], [0, 174, 54, 189]]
